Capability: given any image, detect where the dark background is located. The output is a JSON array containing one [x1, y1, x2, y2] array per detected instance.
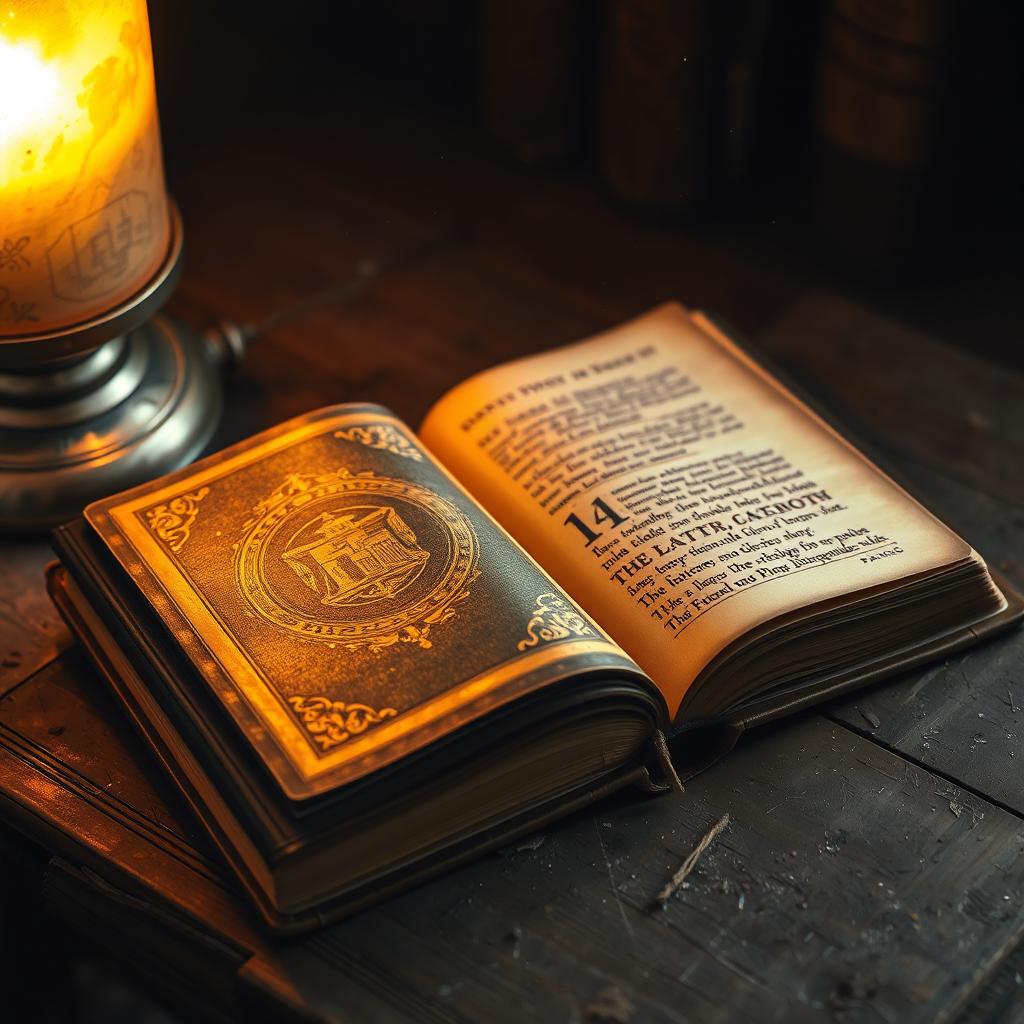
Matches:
[[145, 0, 1023, 370]]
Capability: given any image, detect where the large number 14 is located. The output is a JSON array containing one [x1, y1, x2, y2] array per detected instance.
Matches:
[[564, 496, 630, 547]]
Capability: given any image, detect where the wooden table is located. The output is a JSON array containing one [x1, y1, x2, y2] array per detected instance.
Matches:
[[1, 105, 1022, 1023]]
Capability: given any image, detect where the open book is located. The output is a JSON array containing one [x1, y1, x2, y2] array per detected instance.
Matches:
[[47, 303, 1022, 932]]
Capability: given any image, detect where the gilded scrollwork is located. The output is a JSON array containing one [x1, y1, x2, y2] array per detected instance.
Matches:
[[288, 694, 398, 751], [145, 487, 210, 552], [334, 423, 424, 461], [516, 593, 594, 652]]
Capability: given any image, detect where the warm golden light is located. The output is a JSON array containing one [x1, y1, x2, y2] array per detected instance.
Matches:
[[0, 0, 169, 336], [0, 39, 59, 136]]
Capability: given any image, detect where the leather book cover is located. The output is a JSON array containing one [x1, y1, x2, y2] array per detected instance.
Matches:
[[82, 403, 648, 803]]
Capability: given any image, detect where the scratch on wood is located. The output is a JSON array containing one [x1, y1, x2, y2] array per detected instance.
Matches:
[[593, 816, 636, 946], [515, 834, 546, 853], [900, 663, 945, 706], [859, 707, 881, 730], [855, 757, 902, 784], [703, 940, 773, 992], [935, 788, 985, 829], [958, 652, 973, 689]]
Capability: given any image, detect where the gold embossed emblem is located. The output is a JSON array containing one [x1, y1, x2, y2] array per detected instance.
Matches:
[[235, 469, 479, 652], [283, 505, 430, 606]]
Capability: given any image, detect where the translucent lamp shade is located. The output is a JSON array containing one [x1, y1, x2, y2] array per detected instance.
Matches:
[[0, 0, 170, 338]]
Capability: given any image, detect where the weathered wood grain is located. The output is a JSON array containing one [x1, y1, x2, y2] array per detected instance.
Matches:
[[952, 931, 1024, 1024], [268, 716, 1024, 1024], [0, 651, 211, 860], [0, 540, 70, 699], [828, 463, 1024, 817], [4, 655, 1024, 1024]]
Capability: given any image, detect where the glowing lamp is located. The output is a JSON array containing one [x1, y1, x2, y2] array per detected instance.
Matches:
[[0, 0, 231, 530]]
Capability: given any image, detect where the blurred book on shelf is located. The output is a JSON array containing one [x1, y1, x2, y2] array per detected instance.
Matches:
[[598, 0, 765, 213], [480, 0, 593, 166], [812, 0, 955, 270]]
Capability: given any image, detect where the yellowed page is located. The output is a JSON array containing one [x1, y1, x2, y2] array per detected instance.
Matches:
[[420, 303, 971, 717]]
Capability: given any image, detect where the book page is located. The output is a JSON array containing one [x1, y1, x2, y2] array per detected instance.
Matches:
[[420, 303, 972, 717]]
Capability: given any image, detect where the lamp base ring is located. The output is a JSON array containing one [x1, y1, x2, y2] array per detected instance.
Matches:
[[0, 313, 222, 533]]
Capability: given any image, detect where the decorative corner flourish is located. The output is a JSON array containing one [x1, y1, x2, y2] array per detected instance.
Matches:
[[288, 694, 398, 752], [516, 592, 594, 652], [145, 486, 211, 552], [334, 423, 424, 461]]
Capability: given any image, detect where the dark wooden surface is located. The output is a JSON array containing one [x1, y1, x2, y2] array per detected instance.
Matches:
[[1, 105, 1022, 1023]]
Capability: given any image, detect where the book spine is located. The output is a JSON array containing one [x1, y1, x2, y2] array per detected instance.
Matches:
[[811, 0, 955, 269], [479, 0, 591, 166], [598, 0, 769, 214], [599, 0, 710, 211]]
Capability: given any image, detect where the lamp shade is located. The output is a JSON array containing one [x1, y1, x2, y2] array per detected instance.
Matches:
[[0, 0, 169, 338]]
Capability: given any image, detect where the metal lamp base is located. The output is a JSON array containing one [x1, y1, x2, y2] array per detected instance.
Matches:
[[0, 203, 236, 534], [0, 314, 223, 532]]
